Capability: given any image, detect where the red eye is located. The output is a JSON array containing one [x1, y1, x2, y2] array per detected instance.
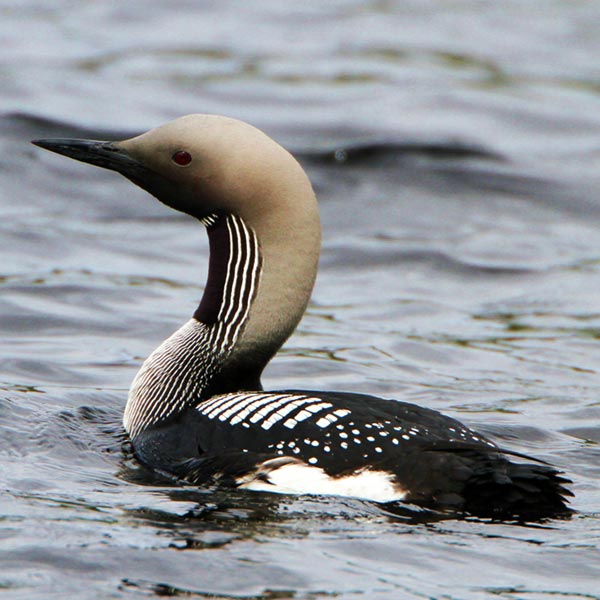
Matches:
[[172, 150, 192, 166]]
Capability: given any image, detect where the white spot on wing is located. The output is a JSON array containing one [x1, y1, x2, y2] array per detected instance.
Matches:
[[294, 409, 313, 423], [333, 409, 351, 418]]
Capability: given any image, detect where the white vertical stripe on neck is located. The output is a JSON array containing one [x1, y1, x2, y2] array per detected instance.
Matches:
[[124, 214, 262, 437], [210, 214, 261, 353]]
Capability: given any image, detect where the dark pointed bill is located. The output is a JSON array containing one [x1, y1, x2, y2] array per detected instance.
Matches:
[[31, 138, 143, 175], [30, 137, 173, 201]]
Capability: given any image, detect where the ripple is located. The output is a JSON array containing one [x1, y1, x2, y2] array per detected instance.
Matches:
[[2, 2, 600, 597]]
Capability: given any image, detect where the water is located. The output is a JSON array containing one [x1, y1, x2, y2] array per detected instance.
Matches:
[[1, 1, 600, 598]]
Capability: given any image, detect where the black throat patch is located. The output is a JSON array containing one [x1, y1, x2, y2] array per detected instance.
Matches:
[[194, 217, 230, 325]]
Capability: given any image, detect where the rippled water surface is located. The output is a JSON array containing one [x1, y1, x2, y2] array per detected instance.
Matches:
[[2, 2, 600, 599]]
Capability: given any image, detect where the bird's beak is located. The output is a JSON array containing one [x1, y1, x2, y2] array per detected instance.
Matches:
[[31, 137, 174, 200], [31, 138, 148, 178]]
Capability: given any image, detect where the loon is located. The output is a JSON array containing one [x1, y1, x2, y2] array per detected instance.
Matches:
[[33, 115, 572, 520]]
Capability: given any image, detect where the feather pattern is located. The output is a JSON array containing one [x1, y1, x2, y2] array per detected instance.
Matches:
[[124, 213, 261, 437]]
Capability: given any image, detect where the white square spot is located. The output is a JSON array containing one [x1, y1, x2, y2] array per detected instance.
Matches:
[[333, 409, 351, 418], [316, 417, 331, 428]]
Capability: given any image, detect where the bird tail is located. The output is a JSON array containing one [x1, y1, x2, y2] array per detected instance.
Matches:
[[461, 457, 573, 520], [399, 444, 573, 521]]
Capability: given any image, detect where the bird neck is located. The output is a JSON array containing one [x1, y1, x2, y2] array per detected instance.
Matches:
[[194, 213, 262, 353], [124, 206, 320, 437]]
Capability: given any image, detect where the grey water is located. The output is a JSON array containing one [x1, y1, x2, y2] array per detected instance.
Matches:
[[1, 1, 600, 598]]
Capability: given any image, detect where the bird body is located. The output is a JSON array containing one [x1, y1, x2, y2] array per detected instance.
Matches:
[[33, 115, 572, 520]]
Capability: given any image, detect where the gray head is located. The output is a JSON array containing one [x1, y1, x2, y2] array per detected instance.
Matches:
[[34, 114, 318, 227]]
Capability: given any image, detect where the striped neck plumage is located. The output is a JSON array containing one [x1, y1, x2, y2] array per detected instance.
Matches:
[[123, 213, 262, 437]]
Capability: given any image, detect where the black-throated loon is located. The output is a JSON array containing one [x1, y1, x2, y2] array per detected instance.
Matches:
[[33, 115, 572, 519]]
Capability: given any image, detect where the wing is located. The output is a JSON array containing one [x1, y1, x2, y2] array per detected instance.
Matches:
[[189, 389, 498, 476]]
